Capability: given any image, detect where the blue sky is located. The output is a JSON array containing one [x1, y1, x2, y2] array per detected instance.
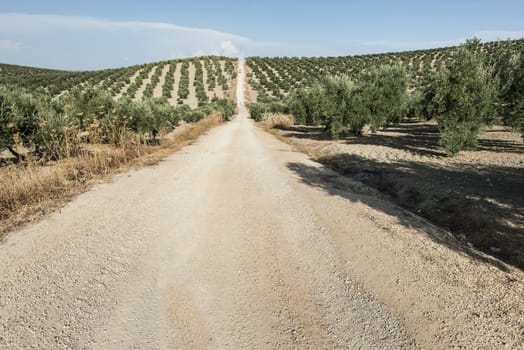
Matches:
[[1, 0, 523, 70]]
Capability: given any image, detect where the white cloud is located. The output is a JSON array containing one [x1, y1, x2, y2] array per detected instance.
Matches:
[[4, 12, 520, 69], [192, 49, 209, 57], [358, 39, 463, 50], [341, 30, 524, 55], [190, 40, 240, 57], [473, 30, 524, 42], [220, 40, 239, 57], [0, 39, 21, 51], [0, 12, 314, 70], [0, 13, 249, 69]]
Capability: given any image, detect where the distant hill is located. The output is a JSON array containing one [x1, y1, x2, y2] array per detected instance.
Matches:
[[245, 39, 524, 101], [0, 56, 237, 108]]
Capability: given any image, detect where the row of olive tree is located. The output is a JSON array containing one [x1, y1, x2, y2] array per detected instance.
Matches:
[[1, 85, 235, 162], [249, 39, 524, 156], [430, 40, 496, 155], [285, 64, 409, 139], [426, 38, 523, 155], [488, 40, 524, 137]]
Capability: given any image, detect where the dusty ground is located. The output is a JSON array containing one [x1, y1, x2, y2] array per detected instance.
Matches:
[[168, 62, 182, 106], [201, 59, 224, 100], [185, 61, 198, 109], [115, 69, 141, 99], [212, 67, 225, 99], [244, 64, 259, 103], [153, 64, 170, 98], [272, 121, 524, 269], [133, 66, 156, 101], [1, 64, 523, 349], [68, 59, 233, 106]]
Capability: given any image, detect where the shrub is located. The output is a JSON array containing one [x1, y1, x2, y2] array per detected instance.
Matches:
[[209, 97, 236, 121], [32, 110, 80, 159], [405, 90, 425, 120], [248, 101, 288, 122], [128, 98, 178, 143], [280, 68, 408, 138], [346, 83, 371, 135], [432, 41, 496, 156], [182, 98, 236, 123], [361, 65, 409, 131], [0, 78, 238, 163], [177, 61, 190, 100], [287, 83, 326, 125], [261, 113, 294, 128], [496, 43, 524, 136], [321, 75, 355, 138], [0, 86, 48, 159], [59, 86, 115, 132]]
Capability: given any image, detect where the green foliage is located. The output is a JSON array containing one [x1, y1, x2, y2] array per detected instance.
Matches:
[[143, 64, 164, 99], [177, 61, 190, 103], [344, 83, 371, 135], [432, 43, 496, 156], [182, 98, 235, 123], [244, 38, 524, 149], [210, 97, 236, 121], [490, 41, 524, 136], [0, 63, 97, 95], [418, 74, 439, 120], [287, 83, 325, 125], [321, 75, 355, 138], [0, 56, 242, 162], [0, 86, 45, 155], [33, 111, 81, 159], [361, 65, 409, 131], [0, 86, 83, 159], [128, 100, 161, 142], [267, 66, 408, 138], [405, 90, 425, 120], [0, 84, 217, 159], [162, 61, 178, 99], [248, 100, 289, 122], [125, 64, 154, 99], [245, 39, 523, 112], [193, 60, 209, 106]]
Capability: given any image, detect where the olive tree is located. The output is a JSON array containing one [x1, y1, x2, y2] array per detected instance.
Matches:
[[493, 42, 524, 136], [321, 75, 355, 139], [361, 65, 409, 132], [287, 83, 325, 125], [432, 41, 496, 156]]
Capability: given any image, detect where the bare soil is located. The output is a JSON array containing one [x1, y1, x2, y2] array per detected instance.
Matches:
[[153, 64, 170, 98], [270, 120, 524, 269], [168, 62, 182, 106], [115, 69, 141, 99], [134, 67, 156, 101], [244, 64, 259, 103], [185, 61, 198, 109]]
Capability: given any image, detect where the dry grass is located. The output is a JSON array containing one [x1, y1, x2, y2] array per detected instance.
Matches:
[[261, 113, 294, 129], [0, 114, 222, 236], [263, 126, 313, 156]]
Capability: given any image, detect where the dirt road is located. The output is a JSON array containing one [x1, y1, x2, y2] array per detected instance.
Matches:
[[1, 61, 523, 349]]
